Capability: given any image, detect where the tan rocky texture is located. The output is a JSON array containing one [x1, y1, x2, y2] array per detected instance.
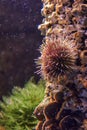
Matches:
[[35, 0, 87, 129]]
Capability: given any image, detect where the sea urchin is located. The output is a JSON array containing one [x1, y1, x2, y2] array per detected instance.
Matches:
[[37, 38, 77, 83]]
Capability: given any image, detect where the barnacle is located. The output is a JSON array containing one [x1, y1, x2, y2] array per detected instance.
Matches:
[[36, 121, 44, 130], [42, 119, 59, 130], [59, 116, 81, 130], [44, 102, 61, 120], [80, 50, 87, 65], [34, 97, 50, 121]]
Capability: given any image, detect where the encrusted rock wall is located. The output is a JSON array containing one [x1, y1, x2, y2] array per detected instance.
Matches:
[[34, 0, 87, 130]]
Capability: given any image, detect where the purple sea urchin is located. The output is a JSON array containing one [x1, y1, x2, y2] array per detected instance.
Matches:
[[37, 39, 77, 83]]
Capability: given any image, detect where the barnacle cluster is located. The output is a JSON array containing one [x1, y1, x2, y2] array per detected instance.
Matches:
[[34, 0, 87, 130]]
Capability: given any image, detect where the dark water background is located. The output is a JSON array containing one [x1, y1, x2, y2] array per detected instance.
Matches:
[[0, 0, 42, 98]]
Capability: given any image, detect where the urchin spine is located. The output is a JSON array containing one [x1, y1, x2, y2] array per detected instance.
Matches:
[[37, 39, 77, 83]]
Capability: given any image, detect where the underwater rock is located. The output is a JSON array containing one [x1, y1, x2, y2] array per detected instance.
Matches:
[[35, 0, 87, 129]]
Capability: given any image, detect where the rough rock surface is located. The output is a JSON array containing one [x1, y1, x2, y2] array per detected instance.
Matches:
[[34, 0, 87, 130]]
